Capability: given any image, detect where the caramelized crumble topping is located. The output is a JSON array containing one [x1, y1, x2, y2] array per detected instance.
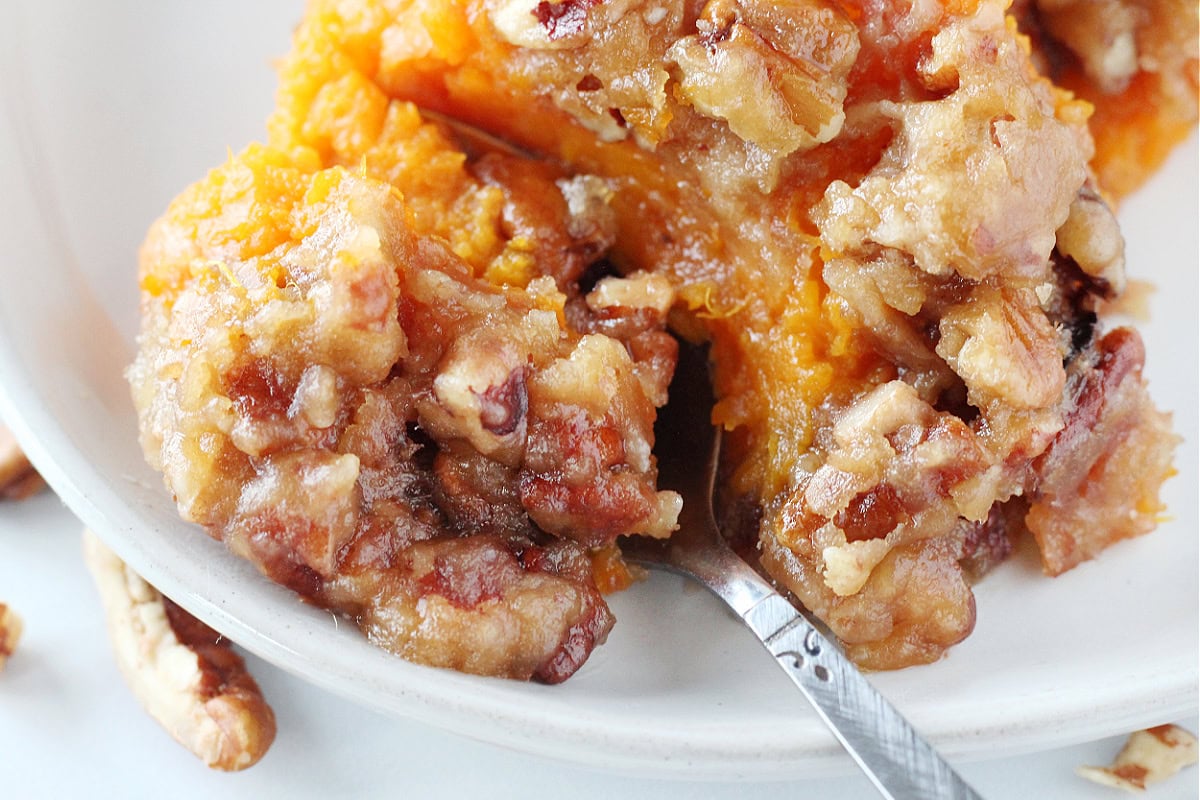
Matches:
[[1014, 0, 1199, 197], [132, 145, 679, 682], [133, 0, 1185, 679]]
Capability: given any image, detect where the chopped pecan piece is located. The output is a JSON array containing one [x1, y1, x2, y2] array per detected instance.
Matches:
[[83, 529, 276, 771], [0, 602, 22, 671], [668, 0, 859, 158], [490, 0, 600, 50], [0, 424, 43, 501], [1055, 184, 1125, 295], [1077, 724, 1199, 792], [936, 284, 1067, 410], [1026, 328, 1178, 575]]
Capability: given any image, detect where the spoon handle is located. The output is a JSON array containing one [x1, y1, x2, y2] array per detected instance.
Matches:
[[650, 528, 984, 798], [739, 591, 983, 799]]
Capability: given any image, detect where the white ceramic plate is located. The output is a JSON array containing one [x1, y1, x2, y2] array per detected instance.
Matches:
[[1, 0, 1195, 781]]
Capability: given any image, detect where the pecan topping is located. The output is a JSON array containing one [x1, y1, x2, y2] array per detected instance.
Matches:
[[477, 366, 529, 436], [1055, 184, 1125, 295], [534, 0, 602, 40], [668, 0, 859, 158], [936, 285, 1067, 410], [490, 0, 601, 50], [1026, 329, 1178, 575]]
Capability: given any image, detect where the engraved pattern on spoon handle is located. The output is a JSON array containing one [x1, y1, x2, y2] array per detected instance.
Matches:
[[741, 594, 983, 800]]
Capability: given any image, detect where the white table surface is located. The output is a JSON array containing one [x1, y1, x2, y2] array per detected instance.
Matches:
[[1, 489, 1195, 799]]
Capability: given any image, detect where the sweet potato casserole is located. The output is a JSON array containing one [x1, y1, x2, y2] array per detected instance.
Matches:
[[130, 0, 1192, 680]]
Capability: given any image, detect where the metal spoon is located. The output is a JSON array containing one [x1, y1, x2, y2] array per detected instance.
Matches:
[[622, 352, 983, 799]]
